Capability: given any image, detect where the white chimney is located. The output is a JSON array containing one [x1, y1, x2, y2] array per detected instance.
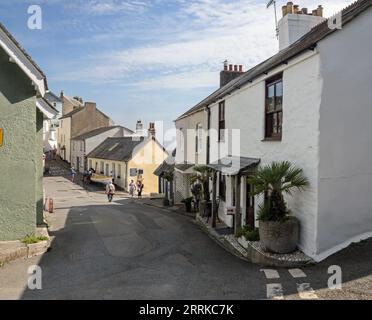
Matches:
[[135, 120, 144, 136], [278, 2, 326, 51]]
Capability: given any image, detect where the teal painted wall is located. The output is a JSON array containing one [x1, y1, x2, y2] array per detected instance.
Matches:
[[0, 47, 43, 240]]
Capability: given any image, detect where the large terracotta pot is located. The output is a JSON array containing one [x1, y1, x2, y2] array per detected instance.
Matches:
[[259, 217, 299, 254]]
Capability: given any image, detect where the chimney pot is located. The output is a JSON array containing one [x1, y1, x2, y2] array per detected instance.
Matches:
[[229, 64, 233, 71], [317, 5, 323, 17], [234, 65, 238, 72], [301, 7, 308, 14], [293, 5, 299, 14], [286, 2, 294, 14], [282, 5, 288, 17], [312, 9, 318, 16], [239, 65, 243, 72], [223, 60, 228, 71], [148, 122, 156, 138]]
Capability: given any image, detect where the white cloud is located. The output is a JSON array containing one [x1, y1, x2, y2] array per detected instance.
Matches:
[[54, 0, 354, 89]]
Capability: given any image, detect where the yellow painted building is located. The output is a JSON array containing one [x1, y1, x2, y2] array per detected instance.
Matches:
[[87, 136, 168, 194]]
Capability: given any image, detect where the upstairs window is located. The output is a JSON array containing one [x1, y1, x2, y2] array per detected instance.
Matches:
[[218, 101, 225, 142], [265, 74, 283, 140]]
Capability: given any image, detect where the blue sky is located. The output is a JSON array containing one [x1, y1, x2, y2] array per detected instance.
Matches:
[[0, 0, 352, 136]]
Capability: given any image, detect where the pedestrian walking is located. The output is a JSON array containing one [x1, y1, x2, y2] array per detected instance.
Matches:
[[70, 166, 76, 182], [106, 181, 116, 202], [129, 180, 136, 198], [137, 181, 144, 198]]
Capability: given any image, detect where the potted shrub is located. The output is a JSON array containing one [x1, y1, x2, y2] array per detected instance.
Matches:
[[248, 161, 309, 254], [181, 197, 193, 213]]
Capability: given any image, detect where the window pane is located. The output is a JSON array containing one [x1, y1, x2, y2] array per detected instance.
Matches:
[[275, 95, 283, 110], [278, 111, 283, 134], [273, 113, 278, 134], [268, 84, 275, 98], [275, 81, 283, 97]]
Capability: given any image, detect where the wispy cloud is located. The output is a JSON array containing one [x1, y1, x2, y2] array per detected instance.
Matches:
[[52, 0, 353, 90]]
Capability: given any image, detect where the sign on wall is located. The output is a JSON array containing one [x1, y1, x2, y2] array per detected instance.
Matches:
[[226, 207, 236, 216], [130, 168, 138, 177]]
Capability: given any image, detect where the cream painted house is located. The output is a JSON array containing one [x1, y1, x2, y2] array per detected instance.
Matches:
[[175, 0, 372, 262], [87, 132, 168, 194], [57, 101, 114, 163]]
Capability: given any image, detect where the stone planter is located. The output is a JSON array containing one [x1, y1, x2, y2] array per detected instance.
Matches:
[[259, 217, 299, 254]]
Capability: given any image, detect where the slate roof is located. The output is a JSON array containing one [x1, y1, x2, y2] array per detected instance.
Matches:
[[0, 22, 48, 89], [72, 126, 133, 141], [87, 137, 146, 162], [154, 149, 176, 176], [44, 91, 62, 103], [176, 0, 372, 121], [207, 156, 260, 175], [59, 107, 84, 119]]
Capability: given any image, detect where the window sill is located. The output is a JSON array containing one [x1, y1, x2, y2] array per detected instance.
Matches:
[[261, 137, 282, 142]]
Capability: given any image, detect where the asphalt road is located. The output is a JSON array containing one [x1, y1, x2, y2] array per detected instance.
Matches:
[[1, 173, 372, 300]]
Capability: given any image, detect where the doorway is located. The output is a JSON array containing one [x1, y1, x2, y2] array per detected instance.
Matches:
[[246, 180, 255, 228]]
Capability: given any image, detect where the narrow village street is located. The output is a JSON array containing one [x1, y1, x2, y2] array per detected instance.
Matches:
[[1, 162, 372, 300]]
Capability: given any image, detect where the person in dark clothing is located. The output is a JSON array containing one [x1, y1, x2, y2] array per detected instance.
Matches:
[[137, 181, 144, 198]]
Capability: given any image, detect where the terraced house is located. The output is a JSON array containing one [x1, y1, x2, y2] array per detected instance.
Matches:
[[87, 124, 168, 194], [0, 23, 58, 240], [176, 0, 372, 261]]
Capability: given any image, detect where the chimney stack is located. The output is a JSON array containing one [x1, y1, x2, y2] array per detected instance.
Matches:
[[135, 120, 144, 136], [220, 60, 245, 88], [84, 102, 96, 112], [148, 122, 156, 139], [278, 2, 326, 51]]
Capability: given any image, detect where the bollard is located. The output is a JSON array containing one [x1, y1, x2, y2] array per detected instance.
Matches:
[[48, 198, 54, 213]]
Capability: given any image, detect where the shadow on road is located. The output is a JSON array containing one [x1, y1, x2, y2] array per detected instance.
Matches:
[[19, 166, 372, 299]]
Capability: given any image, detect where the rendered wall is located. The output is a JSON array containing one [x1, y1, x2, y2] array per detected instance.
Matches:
[[209, 52, 322, 257], [0, 47, 40, 240], [317, 8, 372, 260]]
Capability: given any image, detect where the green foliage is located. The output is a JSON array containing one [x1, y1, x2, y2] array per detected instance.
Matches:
[[22, 234, 48, 245], [237, 225, 260, 242], [248, 161, 309, 222], [162, 170, 174, 182]]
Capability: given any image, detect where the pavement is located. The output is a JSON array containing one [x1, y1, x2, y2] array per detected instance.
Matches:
[[1, 162, 372, 299]]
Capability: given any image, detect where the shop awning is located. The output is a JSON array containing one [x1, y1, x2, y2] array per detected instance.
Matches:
[[207, 156, 260, 175]]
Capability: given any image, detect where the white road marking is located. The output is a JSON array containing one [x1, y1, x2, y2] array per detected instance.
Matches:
[[261, 269, 280, 279], [288, 268, 307, 278], [297, 283, 319, 300], [266, 284, 284, 300]]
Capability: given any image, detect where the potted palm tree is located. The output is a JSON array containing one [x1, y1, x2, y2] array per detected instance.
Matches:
[[190, 165, 213, 217], [248, 161, 309, 254]]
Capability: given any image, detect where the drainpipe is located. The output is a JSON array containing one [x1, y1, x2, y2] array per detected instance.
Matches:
[[206, 106, 211, 165]]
